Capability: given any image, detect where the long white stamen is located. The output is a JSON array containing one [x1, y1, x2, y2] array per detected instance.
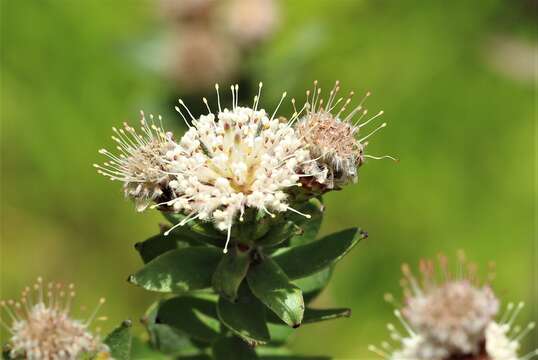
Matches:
[[359, 123, 387, 143], [223, 223, 232, 254], [358, 110, 384, 128], [175, 106, 192, 129], [270, 92, 287, 121], [215, 83, 222, 112], [286, 206, 311, 218]]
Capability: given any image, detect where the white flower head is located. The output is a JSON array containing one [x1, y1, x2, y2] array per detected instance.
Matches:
[[370, 253, 538, 360], [95, 111, 177, 211], [485, 303, 538, 360], [1, 278, 108, 360], [295, 81, 396, 190], [157, 83, 312, 253]]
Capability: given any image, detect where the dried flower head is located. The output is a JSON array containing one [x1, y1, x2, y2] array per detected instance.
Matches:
[[94, 111, 177, 212], [157, 83, 312, 253], [370, 253, 537, 360], [1, 278, 108, 360], [160, 0, 215, 21], [296, 81, 395, 190], [222, 0, 278, 46]]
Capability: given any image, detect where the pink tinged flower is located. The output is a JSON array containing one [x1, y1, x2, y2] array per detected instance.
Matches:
[[1, 278, 108, 360], [295, 81, 396, 190]]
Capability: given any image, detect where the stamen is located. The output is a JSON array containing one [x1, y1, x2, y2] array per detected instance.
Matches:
[[215, 83, 222, 112], [85, 298, 106, 327], [270, 92, 287, 121], [500, 303, 515, 324], [230, 85, 235, 110], [286, 206, 311, 218], [513, 322, 535, 342], [394, 310, 415, 336], [358, 122, 387, 142], [357, 110, 384, 128], [364, 155, 399, 162], [178, 99, 196, 121], [254, 82, 263, 111], [368, 345, 389, 358], [203, 97, 211, 114], [223, 223, 232, 254], [507, 302, 524, 327], [175, 105, 192, 129]]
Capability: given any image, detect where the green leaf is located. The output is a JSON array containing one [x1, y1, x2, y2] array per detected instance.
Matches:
[[293, 267, 333, 303], [288, 198, 324, 246], [274, 228, 366, 280], [247, 258, 304, 328], [259, 356, 330, 360], [212, 336, 259, 360], [257, 221, 297, 247], [216, 286, 271, 345], [104, 320, 133, 360], [128, 247, 222, 293], [212, 249, 251, 302], [135, 232, 206, 264], [2, 347, 12, 360], [303, 307, 351, 324], [157, 296, 221, 343]]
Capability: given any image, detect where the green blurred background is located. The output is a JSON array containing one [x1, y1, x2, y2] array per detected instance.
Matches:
[[1, 0, 536, 358]]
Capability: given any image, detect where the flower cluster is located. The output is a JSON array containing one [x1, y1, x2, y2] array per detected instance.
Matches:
[[96, 82, 390, 253], [94, 112, 176, 211], [1, 278, 108, 360], [369, 253, 537, 360], [296, 81, 394, 190]]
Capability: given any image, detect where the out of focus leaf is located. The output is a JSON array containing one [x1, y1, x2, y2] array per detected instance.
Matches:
[[259, 356, 330, 360], [274, 228, 365, 280], [247, 258, 304, 327], [130, 337, 169, 360], [128, 247, 222, 293], [216, 286, 271, 345], [302, 307, 351, 324], [104, 320, 132, 360], [212, 336, 259, 360], [212, 249, 250, 302], [157, 296, 220, 343]]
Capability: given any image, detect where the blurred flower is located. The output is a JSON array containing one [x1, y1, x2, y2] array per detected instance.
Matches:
[[296, 81, 395, 190], [158, 83, 311, 253], [222, 0, 279, 46], [159, 0, 216, 22], [369, 253, 537, 360], [158, 0, 278, 90], [1, 278, 108, 360], [94, 111, 177, 212], [166, 26, 240, 91]]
